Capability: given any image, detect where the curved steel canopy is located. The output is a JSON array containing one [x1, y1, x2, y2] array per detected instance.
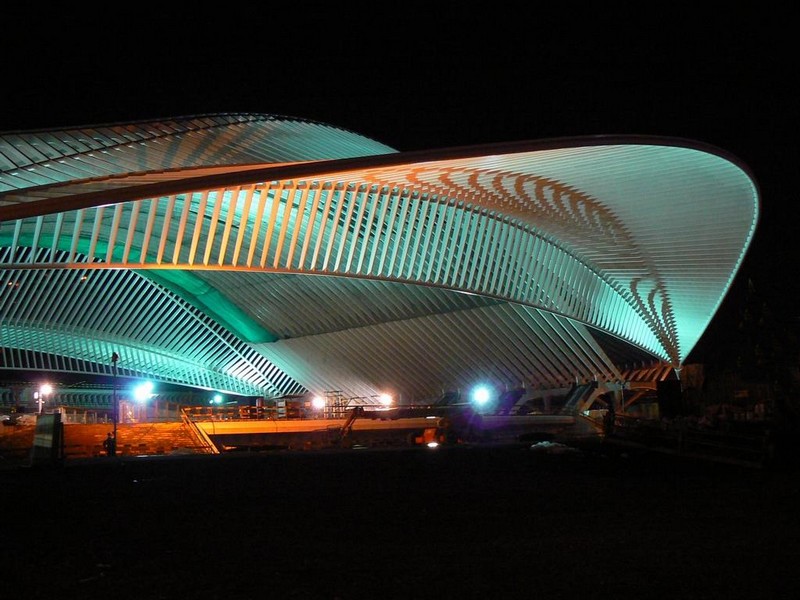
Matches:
[[0, 113, 759, 400]]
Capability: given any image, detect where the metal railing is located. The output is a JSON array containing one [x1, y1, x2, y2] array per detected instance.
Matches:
[[180, 409, 220, 454], [182, 402, 389, 422]]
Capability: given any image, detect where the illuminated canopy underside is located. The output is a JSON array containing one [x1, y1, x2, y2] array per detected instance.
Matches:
[[0, 114, 758, 399]]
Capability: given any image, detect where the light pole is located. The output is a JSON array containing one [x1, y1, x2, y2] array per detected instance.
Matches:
[[111, 352, 119, 444]]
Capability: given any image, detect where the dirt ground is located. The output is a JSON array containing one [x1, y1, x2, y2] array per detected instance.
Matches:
[[2, 442, 800, 600]]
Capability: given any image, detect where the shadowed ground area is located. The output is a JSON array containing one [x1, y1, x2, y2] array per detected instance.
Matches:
[[3, 443, 799, 599]]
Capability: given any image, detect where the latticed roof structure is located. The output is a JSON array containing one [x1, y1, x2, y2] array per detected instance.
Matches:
[[0, 113, 758, 401]]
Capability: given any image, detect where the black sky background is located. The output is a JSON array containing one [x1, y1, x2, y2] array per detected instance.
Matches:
[[2, 3, 797, 371]]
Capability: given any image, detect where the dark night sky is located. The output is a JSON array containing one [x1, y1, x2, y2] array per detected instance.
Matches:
[[2, 3, 797, 367]]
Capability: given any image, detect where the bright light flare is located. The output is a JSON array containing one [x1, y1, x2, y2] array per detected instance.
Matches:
[[378, 393, 393, 406], [471, 385, 492, 406], [133, 381, 154, 402], [311, 395, 326, 410]]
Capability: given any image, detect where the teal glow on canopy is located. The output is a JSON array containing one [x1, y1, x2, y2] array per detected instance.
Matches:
[[143, 270, 278, 344], [0, 114, 759, 400]]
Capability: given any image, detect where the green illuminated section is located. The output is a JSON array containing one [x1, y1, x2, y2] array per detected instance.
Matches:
[[0, 232, 277, 344], [139, 270, 277, 344]]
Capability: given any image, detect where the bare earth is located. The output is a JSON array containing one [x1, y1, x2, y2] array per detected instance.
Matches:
[[2, 443, 799, 600]]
